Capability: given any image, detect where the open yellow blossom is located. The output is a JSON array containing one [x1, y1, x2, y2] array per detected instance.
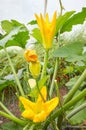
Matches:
[[19, 86, 59, 122], [24, 49, 38, 62], [35, 12, 56, 49]]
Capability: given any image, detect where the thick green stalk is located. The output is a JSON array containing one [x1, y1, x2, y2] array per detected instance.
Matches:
[[44, 88, 86, 128], [41, 50, 48, 79], [0, 101, 14, 116], [4, 47, 25, 97], [0, 111, 26, 126], [64, 69, 86, 104], [66, 102, 86, 119], [49, 59, 58, 98]]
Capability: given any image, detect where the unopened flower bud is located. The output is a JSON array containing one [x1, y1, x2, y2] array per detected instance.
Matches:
[[29, 61, 41, 78]]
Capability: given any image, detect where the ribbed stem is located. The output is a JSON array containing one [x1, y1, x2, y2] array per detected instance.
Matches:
[[0, 101, 14, 116], [64, 69, 86, 104], [0, 111, 26, 126], [66, 102, 86, 119], [41, 50, 48, 79], [44, 88, 86, 128], [4, 47, 25, 97], [49, 59, 58, 98]]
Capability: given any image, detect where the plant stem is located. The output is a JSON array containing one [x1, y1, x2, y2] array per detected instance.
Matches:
[[49, 59, 59, 98], [64, 69, 86, 104], [36, 81, 45, 102], [52, 121, 60, 130], [59, 0, 64, 16], [23, 123, 35, 130], [0, 111, 26, 126], [66, 102, 86, 119], [4, 47, 25, 97], [43, 88, 86, 128], [0, 101, 14, 116], [44, 0, 48, 17], [41, 50, 49, 79]]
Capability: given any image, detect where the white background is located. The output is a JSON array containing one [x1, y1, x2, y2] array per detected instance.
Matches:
[[0, 0, 86, 23]]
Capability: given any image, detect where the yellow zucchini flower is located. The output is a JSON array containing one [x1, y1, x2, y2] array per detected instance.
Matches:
[[19, 86, 59, 122], [24, 49, 38, 62], [35, 12, 56, 49]]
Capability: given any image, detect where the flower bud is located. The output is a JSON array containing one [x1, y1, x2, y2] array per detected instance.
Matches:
[[29, 61, 41, 78], [28, 79, 36, 89], [24, 49, 38, 62]]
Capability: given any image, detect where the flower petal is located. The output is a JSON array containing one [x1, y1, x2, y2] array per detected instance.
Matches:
[[24, 49, 38, 62], [45, 97, 59, 116], [37, 86, 47, 102], [35, 12, 56, 49], [19, 96, 35, 110], [22, 109, 35, 120], [33, 110, 47, 122]]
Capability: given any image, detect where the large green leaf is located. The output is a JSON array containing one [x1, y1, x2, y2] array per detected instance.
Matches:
[[53, 42, 83, 61], [0, 27, 21, 47], [0, 20, 29, 48], [6, 31, 29, 48], [56, 11, 75, 35], [61, 8, 86, 33], [28, 20, 37, 25], [0, 122, 23, 130], [0, 69, 24, 91], [1, 20, 13, 33], [32, 28, 42, 44], [0, 79, 15, 91], [1, 20, 25, 33]]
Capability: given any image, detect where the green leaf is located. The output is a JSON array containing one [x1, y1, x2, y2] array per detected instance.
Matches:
[[0, 69, 24, 91], [0, 122, 23, 130], [0, 27, 21, 47], [32, 28, 42, 44], [56, 11, 75, 35], [53, 42, 83, 60], [61, 8, 86, 33], [11, 20, 24, 27], [0, 20, 29, 48], [0, 79, 15, 91], [6, 31, 29, 48], [28, 20, 37, 25], [1, 20, 13, 33], [1, 20, 25, 34]]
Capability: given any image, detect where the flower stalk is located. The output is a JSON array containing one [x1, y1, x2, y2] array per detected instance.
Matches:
[[0, 101, 15, 116], [66, 102, 86, 119], [49, 59, 59, 98], [41, 50, 49, 79], [0, 111, 26, 126], [44, 88, 86, 128], [4, 47, 25, 97], [64, 69, 86, 104]]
